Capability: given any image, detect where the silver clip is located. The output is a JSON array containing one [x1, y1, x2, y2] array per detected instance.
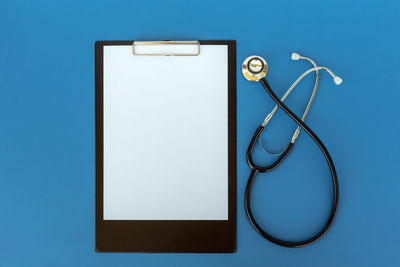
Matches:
[[132, 41, 200, 56]]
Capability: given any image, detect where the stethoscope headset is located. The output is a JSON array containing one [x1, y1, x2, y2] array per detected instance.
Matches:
[[242, 53, 342, 247]]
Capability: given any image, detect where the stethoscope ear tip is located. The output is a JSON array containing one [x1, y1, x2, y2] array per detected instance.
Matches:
[[334, 76, 343, 85], [291, 52, 301, 60], [242, 55, 268, 82]]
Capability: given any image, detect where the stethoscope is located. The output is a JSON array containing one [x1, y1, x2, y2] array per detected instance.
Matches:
[[242, 53, 342, 247]]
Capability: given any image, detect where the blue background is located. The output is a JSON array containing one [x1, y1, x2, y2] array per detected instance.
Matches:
[[1, 0, 399, 266]]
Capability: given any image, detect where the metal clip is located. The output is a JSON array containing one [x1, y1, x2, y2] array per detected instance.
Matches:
[[132, 41, 200, 56]]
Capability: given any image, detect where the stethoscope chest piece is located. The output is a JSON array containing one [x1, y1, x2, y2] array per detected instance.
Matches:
[[242, 55, 268, 82]]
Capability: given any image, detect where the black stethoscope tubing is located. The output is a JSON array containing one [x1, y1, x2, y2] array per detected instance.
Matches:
[[245, 78, 339, 248]]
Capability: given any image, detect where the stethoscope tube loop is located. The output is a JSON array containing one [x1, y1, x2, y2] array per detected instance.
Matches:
[[245, 78, 339, 248]]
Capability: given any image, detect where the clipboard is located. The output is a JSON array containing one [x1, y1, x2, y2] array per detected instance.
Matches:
[[95, 40, 236, 252]]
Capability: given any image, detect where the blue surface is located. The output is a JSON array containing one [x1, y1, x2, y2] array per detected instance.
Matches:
[[1, 0, 399, 266]]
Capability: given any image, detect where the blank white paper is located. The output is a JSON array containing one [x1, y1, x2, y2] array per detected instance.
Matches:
[[103, 44, 228, 220]]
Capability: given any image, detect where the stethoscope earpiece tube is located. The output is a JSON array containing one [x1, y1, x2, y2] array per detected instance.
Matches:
[[246, 125, 293, 172], [245, 77, 339, 248]]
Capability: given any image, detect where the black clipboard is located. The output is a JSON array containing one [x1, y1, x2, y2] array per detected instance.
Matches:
[[95, 40, 236, 252]]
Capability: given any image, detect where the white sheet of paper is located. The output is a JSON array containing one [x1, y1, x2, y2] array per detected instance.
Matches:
[[103, 44, 229, 220]]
